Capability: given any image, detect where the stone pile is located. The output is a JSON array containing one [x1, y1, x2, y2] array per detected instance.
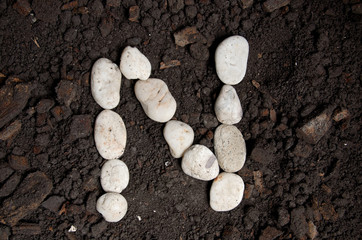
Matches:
[[91, 35, 249, 222]]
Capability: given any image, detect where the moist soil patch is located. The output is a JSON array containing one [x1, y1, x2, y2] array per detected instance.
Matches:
[[0, 0, 361, 239]]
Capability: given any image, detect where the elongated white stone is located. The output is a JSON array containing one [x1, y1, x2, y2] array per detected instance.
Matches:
[[214, 124, 246, 172], [163, 120, 194, 158], [181, 144, 219, 181], [96, 193, 128, 222], [100, 159, 129, 193], [215, 85, 243, 124], [94, 110, 127, 160], [120, 46, 151, 80], [134, 78, 177, 123], [210, 172, 245, 212], [91, 58, 122, 109], [215, 36, 249, 85]]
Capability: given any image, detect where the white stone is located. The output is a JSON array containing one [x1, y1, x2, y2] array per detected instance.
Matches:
[[134, 78, 177, 123], [163, 120, 194, 158], [120, 46, 151, 80], [91, 58, 122, 109], [100, 159, 129, 193], [215, 85, 243, 124], [210, 172, 245, 212], [94, 110, 127, 160], [96, 193, 128, 222], [215, 35, 249, 85], [181, 144, 219, 181], [214, 124, 246, 173]]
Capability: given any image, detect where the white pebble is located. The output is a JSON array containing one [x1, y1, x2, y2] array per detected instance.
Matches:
[[210, 172, 245, 212], [215, 36, 249, 85], [163, 120, 194, 158], [181, 144, 219, 181], [100, 159, 129, 193], [91, 58, 122, 109], [94, 110, 127, 160], [120, 46, 151, 80], [214, 124, 246, 173], [96, 193, 128, 222], [134, 78, 176, 123], [215, 85, 243, 124]]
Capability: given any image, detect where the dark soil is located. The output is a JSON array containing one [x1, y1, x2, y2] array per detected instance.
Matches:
[[0, 0, 361, 239]]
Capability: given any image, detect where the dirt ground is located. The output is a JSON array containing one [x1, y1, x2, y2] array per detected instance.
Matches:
[[0, 0, 361, 239]]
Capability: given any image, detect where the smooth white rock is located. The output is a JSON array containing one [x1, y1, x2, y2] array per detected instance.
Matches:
[[100, 159, 129, 193], [120, 46, 151, 80], [163, 120, 194, 158], [210, 172, 245, 212], [94, 110, 127, 160], [214, 124, 246, 172], [181, 144, 219, 181], [91, 58, 122, 109], [134, 78, 176, 123], [96, 193, 128, 222], [215, 35, 249, 85], [215, 85, 243, 124]]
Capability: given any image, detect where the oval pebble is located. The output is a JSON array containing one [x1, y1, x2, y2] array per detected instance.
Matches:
[[134, 78, 177, 123], [210, 172, 245, 212], [215, 85, 243, 124], [100, 159, 129, 193], [215, 35, 249, 85], [182, 144, 219, 181], [163, 120, 194, 158], [214, 124, 246, 172], [94, 110, 127, 160], [96, 193, 128, 222], [91, 58, 122, 109], [120, 46, 151, 80]]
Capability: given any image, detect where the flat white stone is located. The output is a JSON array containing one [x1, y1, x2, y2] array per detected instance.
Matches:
[[134, 78, 176, 123], [210, 172, 245, 212], [91, 58, 122, 109], [96, 193, 128, 222], [181, 144, 219, 181], [163, 120, 194, 158], [214, 124, 246, 172], [120, 46, 151, 80], [215, 35, 249, 85], [215, 85, 243, 124], [100, 159, 129, 193], [94, 110, 127, 160]]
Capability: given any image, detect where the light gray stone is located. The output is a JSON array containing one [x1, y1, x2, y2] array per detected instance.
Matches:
[[215, 85, 243, 124], [96, 193, 127, 222], [134, 78, 176, 122], [94, 110, 127, 160], [215, 36, 249, 85], [210, 172, 245, 212], [181, 144, 219, 181], [100, 159, 129, 193], [91, 58, 122, 109], [214, 124, 246, 172], [120, 46, 151, 80]]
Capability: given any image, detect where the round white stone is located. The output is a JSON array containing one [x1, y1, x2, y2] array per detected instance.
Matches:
[[181, 144, 219, 181], [215, 85, 243, 124], [100, 159, 129, 193], [94, 110, 127, 160], [214, 124, 246, 173], [96, 193, 128, 222], [134, 78, 177, 123], [120, 46, 151, 80], [91, 58, 122, 109], [215, 35, 249, 85], [163, 120, 194, 158], [210, 172, 245, 212]]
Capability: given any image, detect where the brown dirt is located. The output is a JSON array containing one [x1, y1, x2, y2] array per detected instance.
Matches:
[[0, 0, 361, 239]]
